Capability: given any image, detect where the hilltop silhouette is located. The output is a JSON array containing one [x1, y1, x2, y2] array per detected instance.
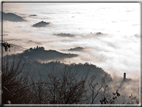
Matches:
[[32, 21, 50, 27], [2, 12, 25, 22], [5, 46, 78, 62], [29, 14, 37, 17], [26, 60, 112, 82], [68, 47, 84, 51], [54, 33, 75, 37]]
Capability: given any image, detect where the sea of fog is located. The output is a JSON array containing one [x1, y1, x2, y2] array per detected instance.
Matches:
[[3, 3, 140, 80]]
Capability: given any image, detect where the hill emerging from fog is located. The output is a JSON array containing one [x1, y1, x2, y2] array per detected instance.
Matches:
[[2, 12, 26, 22], [3, 46, 112, 83], [4, 46, 78, 61], [25, 60, 112, 82], [68, 47, 84, 51], [32, 21, 50, 27]]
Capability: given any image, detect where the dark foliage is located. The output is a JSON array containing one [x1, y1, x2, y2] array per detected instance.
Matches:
[[2, 41, 12, 52]]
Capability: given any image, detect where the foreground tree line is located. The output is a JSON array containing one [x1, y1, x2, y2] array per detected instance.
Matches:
[[2, 56, 139, 104]]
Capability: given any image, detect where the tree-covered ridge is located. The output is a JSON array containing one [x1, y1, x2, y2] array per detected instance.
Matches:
[[4, 46, 78, 61]]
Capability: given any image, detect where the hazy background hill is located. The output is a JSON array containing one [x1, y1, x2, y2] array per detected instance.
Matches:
[[2, 11, 26, 22]]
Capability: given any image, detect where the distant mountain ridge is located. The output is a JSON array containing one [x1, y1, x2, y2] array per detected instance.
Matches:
[[2, 11, 26, 22], [68, 47, 84, 51], [54, 33, 75, 37], [29, 14, 37, 17], [32, 21, 50, 27]]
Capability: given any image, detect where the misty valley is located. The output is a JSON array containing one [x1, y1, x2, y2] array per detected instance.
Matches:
[[2, 46, 139, 104], [2, 2, 140, 105]]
